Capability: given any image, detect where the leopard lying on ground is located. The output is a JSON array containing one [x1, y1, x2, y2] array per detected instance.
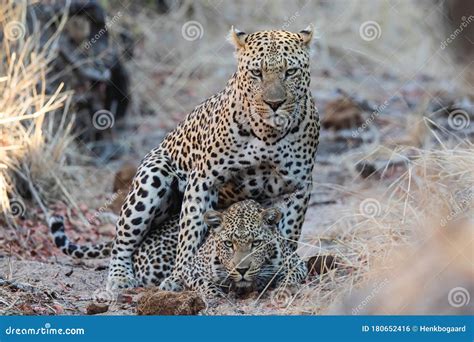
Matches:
[[107, 25, 319, 291], [182, 200, 307, 300], [48, 200, 307, 298]]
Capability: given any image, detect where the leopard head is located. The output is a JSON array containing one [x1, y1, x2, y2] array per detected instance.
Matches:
[[230, 26, 313, 134], [204, 200, 282, 289]]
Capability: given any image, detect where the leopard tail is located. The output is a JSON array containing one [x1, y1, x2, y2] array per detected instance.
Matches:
[[48, 215, 112, 259]]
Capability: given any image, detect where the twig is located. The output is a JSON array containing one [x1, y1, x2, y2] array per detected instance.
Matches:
[[23, 164, 49, 221], [0, 277, 40, 294]]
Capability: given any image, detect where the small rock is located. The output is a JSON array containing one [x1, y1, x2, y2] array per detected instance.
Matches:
[[137, 289, 205, 315], [307, 254, 338, 276], [355, 161, 377, 179], [86, 302, 109, 315], [322, 96, 364, 130], [52, 304, 64, 314]]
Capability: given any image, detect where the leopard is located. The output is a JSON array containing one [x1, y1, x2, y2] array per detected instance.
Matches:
[[49, 214, 179, 286], [107, 25, 320, 292], [183, 199, 307, 301], [48, 200, 307, 296]]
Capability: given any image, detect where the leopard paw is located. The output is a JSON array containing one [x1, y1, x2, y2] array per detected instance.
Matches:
[[106, 275, 138, 291], [159, 276, 184, 292]]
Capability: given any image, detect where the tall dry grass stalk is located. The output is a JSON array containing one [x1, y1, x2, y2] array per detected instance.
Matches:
[[0, 0, 76, 225]]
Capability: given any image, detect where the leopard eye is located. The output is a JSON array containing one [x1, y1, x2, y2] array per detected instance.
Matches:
[[252, 240, 263, 248], [285, 68, 298, 77], [250, 69, 262, 78], [224, 240, 233, 248]]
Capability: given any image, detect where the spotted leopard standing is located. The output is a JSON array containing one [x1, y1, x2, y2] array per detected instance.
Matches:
[[107, 25, 319, 291]]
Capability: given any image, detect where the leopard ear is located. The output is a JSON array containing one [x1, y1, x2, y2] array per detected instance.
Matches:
[[228, 26, 247, 49], [204, 210, 223, 231], [299, 24, 314, 46], [261, 207, 282, 226]]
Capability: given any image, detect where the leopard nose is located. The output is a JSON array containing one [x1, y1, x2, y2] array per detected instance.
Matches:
[[264, 99, 286, 111], [236, 267, 250, 276]]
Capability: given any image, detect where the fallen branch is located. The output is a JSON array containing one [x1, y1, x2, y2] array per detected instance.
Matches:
[[0, 277, 41, 294]]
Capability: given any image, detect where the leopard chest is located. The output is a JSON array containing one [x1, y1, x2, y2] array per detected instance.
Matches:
[[217, 139, 307, 201]]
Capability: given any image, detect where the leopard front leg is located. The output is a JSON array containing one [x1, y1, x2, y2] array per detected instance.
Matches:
[[182, 265, 225, 305], [281, 252, 308, 285], [159, 170, 217, 291], [277, 180, 312, 251], [107, 150, 181, 291], [271, 244, 308, 304]]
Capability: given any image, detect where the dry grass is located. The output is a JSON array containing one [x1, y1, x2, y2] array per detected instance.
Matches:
[[328, 217, 473, 315], [273, 139, 473, 314], [0, 1, 79, 225]]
